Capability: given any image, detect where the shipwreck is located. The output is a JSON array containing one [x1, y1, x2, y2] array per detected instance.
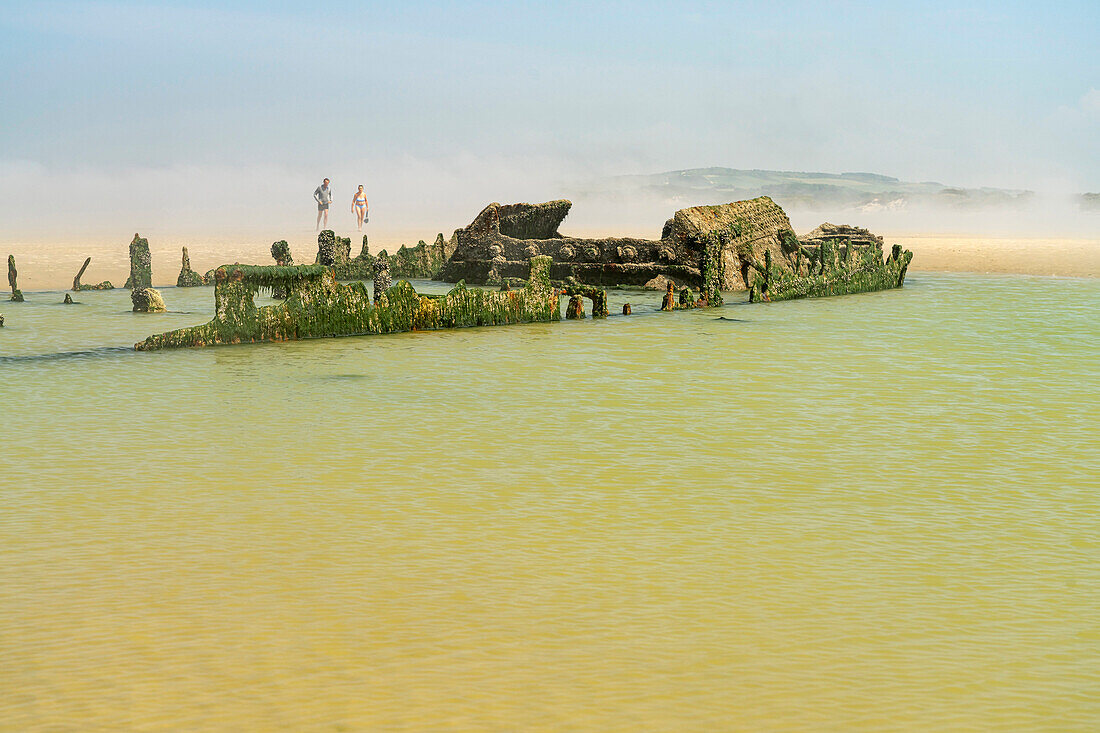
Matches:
[[134, 256, 590, 351], [135, 197, 912, 350], [440, 196, 911, 301]]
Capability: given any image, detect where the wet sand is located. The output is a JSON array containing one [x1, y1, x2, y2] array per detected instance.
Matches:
[[0, 230, 432, 292], [894, 235, 1100, 278], [577, 232, 1100, 279], [2, 232, 1097, 292]]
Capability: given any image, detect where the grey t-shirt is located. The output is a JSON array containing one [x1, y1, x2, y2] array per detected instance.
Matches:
[[314, 185, 332, 205]]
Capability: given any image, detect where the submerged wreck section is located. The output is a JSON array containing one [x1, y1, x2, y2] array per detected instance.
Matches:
[[311, 230, 374, 280], [124, 234, 152, 290], [8, 255, 23, 302], [438, 196, 813, 303], [73, 257, 114, 291], [388, 233, 452, 280], [134, 199, 912, 351], [440, 197, 911, 302], [309, 230, 451, 281], [270, 240, 294, 298], [441, 200, 668, 288], [177, 247, 205, 287], [136, 256, 562, 351], [746, 223, 912, 302], [122, 234, 166, 312], [748, 241, 912, 302], [132, 287, 167, 313]]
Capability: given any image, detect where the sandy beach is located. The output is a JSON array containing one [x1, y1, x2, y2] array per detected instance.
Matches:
[[1, 230, 435, 292], [2, 232, 1097, 292], [893, 235, 1100, 278]]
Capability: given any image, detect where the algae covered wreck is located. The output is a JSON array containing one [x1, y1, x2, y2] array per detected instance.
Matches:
[[748, 232, 912, 302], [135, 256, 570, 351], [440, 196, 911, 301], [135, 196, 913, 351], [308, 230, 451, 282]]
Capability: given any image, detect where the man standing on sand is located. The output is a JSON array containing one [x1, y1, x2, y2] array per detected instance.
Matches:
[[314, 178, 332, 230]]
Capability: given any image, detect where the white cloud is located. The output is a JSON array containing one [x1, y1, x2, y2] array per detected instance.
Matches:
[[1079, 88, 1100, 116]]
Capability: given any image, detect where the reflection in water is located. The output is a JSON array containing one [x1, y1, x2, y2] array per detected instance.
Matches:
[[1, 274, 1098, 730]]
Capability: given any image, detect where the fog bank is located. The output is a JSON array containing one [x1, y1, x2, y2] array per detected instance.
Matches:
[[4, 158, 1097, 250]]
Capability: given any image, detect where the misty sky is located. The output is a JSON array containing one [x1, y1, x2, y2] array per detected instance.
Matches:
[[1, 0, 1097, 238]]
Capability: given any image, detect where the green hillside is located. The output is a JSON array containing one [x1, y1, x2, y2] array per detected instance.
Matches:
[[583, 168, 1034, 210]]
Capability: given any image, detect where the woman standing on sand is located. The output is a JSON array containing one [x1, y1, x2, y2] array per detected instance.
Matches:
[[351, 185, 369, 231]]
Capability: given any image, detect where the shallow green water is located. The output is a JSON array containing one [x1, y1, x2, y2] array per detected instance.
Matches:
[[1, 274, 1097, 731]]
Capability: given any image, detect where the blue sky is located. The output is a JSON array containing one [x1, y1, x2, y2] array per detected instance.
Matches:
[[0, 0, 1097, 236]]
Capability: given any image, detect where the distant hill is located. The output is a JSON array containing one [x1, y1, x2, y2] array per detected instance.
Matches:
[[579, 167, 1035, 211], [1080, 193, 1100, 211]]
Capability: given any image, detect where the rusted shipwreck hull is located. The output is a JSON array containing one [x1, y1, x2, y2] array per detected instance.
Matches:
[[440, 196, 912, 301], [136, 256, 568, 351]]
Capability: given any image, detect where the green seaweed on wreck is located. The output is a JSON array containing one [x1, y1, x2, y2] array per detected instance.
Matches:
[[561, 278, 609, 318], [387, 235, 448, 280], [124, 235, 152, 290], [269, 240, 295, 298], [135, 256, 562, 351], [748, 240, 913, 302], [177, 246, 205, 287], [315, 233, 456, 283], [177, 271, 204, 287], [8, 254, 24, 301], [73, 257, 116, 291], [271, 240, 294, 266], [697, 231, 725, 306]]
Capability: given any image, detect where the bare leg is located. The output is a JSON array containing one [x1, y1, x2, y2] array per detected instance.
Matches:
[[322, 208, 329, 228], [316, 208, 323, 230]]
